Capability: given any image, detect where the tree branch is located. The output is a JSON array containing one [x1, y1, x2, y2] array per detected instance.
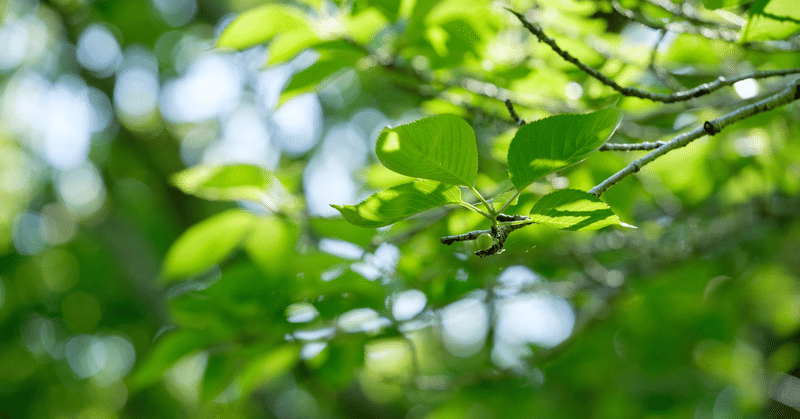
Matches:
[[589, 78, 800, 197], [509, 9, 800, 103], [599, 141, 667, 151], [642, 0, 741, 30]]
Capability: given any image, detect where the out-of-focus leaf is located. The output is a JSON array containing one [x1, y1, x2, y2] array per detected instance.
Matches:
[[170, 164, 271, 203], [279, 43, 365, 105], [701, 0, 748, 9], [332, 180, 462, 228], [507, 107, 622, 191], [171, 164, 298, 213], [352, 0, 402, 22], [401, 0, 437, 44], [239, 345, 300, 393], [376, 115, 478, 186], [740, 0, 800, 42], [345, 8, 389, 44], [162, 209, 256, 281], [312, 336, 367, 389], [128, 330, 211, 390], [266, 25, 322, 65], [243, 216, 299, 278], [529, 189, 633, 231], [217, 4, 307, 50], [202, 352, 238, 401]]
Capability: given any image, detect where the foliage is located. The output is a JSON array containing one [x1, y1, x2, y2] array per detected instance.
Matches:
[[2, 0, 800, 418]]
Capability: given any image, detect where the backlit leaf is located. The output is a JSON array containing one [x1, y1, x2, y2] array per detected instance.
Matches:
[[376, 115, 478, 186], [529, 189, 633, 231], [171, 164, 297, 213], [507, 107, 622, 191], [162, 209, 256, 281], [740, 0, 800, 42], [332, 180, 462, 228], [217, 4, 307, 50]]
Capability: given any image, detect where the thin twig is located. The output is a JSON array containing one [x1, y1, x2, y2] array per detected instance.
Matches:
[[612, 1, 737, 42], [647, 28, 685, 92], [441, 229, 491, 245], [611, 1, 800, 51], [504, 99, 526, 125], [600, 141, 667, 151], [589, 78, 800, 197], [642, 0, 740, 29], [509, 9, 800, 103], [497, 213, 529, 222]]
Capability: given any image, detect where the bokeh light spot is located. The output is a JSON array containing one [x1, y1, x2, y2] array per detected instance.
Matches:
[[76, 24, 122, 77]]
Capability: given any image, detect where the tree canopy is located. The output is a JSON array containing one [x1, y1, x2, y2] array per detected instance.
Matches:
[[2, 0, 800, 418]]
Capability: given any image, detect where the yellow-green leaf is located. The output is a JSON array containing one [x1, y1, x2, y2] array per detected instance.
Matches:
[[332, 180, 462, 228], [529, 189, 633, 231]]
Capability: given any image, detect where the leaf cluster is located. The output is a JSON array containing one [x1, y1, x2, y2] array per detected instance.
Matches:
[[332, 109, 630, 256]]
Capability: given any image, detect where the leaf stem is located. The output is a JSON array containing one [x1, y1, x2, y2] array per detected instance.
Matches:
[[589, 78, 800, 196], [458, 201, 492, 219], [496, 189, 522, 215], [469, 186, 496, 216]]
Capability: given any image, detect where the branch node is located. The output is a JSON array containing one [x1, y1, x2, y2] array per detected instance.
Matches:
[[703, 120, 719, 135]]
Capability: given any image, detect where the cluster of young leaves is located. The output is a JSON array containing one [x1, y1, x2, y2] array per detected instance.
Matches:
[[331, 108, 630, 255]]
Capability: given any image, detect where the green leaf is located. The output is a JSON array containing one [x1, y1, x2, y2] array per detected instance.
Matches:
[[280, 45, 365, 105], [376, 115, 478, 186], [529, 189, 633, 231], [266, 26, 322, 65], [171, 164, 297, 212], [217, 4, 307, 50], [128, 330, 210, 390], [701, 0, 748, 9], [239, 345, 300, 394], [740, 0, 800, 42], [507, 107, 622, 191], [243, 216, 299, 278], [162, 209, 256, 281], [331, 180, 462, 228], [171, 164, 272, 202], [202, 352, 238, 401]]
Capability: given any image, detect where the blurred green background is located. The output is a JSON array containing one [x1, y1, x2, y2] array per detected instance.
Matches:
[[1, 0, 800, 417]]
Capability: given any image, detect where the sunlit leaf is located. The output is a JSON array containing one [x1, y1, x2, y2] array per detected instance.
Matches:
[[171, 164, 297, 213], [266, 25, 322, 65], [331, 180, 462, 228], [243, 216, 299, 278], [376, 115, 478, 186], [280, 44, 365, 105], [529, 189, 633, 231], [217, 4, 307, 50], [701, 0, 748, 9], [740, 0, 800, 42], [162, 209, 256, 281], [345, 8, 390, 44], [507, 107, 622, 191], [171, 164, 272, 201]]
